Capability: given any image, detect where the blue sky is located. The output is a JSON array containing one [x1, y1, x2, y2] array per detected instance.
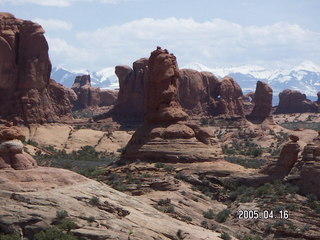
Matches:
[[1, 0, 320, 71]]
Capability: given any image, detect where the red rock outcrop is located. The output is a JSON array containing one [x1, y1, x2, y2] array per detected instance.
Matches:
[[178, 70, 245, 118], [247, 81, 273, 123], [111, 58, 148, 121], [48, 79, 77, 117], [275, 89, 318, 113], [146, 48, 188, 123], [71, 74, 117, 110], [260, 135, 300, 177], [0, 13, 74, 124], [292, 132, 320, 198], [209, 76, 244, 118], [179, 69, 217, 115], [0, 124, 37, 170], [110, 60, 246, 122], [121, 47, 222, 163]]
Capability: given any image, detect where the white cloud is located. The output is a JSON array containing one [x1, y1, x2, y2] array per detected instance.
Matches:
[[33, 18, 72, 31], [47, 37, 93, 68], [70, 17, 320, 70]]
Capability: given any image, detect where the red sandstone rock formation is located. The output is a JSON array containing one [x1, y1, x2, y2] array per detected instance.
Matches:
[[0, 13, 73, 124], [111, 57, 246, 122], [48, 79, 77, 117], [121, 47, 222, 163], [178, 70, 245, 118], [71, 74, 117, 110], [288, 132, 320, 198], [261, 135, 300, 177], [146, 48, 188, 123], [112, 58, 148, 121], [247, 81, 273, 123], [209, 76, 244, 118], [0, 124, 37, 170], [178, 69, 218, 115], [275, 89, 318, 114]]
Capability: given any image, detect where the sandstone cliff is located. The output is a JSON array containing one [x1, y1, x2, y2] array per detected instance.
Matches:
[[0, 13, 73, 124], [111, 58, 149, 121]]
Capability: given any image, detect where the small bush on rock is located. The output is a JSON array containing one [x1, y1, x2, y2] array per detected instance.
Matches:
[[33, 227, 77, 240], [56, 210, 69, 220], [215, 209, 231, 223], [203, 209, 215, 219], [0, 234, 21, 240]]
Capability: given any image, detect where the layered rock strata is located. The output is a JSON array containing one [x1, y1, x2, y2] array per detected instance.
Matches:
[[0, 13, 73, 124], [121, 47, 222, 163], [0, 124, 37, 170]]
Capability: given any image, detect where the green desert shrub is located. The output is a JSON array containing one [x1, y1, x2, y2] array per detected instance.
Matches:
[[57, 219, 78, 232], [155, 198, 175, 213], [220, 232, 232, 240], [215, 209, 231, 223], [56, 210, 69, 220], [89, 196, 100, 206], [33, 227, 77, 240], [86, 216, 95, 223], [0, 234, 21, 240], [158, 198, 171, 206], [224, 156, 265, 169], [240, 234, 262, 240], [203, 209, 215, 219]]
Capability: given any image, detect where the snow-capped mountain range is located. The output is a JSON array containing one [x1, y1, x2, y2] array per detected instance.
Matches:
[[51, 66, 119, 90], [51, 61, 320, 98]]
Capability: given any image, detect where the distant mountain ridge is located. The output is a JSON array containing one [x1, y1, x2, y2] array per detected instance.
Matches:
[[51, 66, 119, 90], [51, 61, 320, 98], [183, 61, 320, 97]]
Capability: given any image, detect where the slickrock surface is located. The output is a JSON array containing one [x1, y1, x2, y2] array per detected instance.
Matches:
[[18, 124, 132, 154], [0, 167, 222, 240], [0, 124, 37, 170], [122, 47, 222, 162], [0, 13, 73, 124]]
